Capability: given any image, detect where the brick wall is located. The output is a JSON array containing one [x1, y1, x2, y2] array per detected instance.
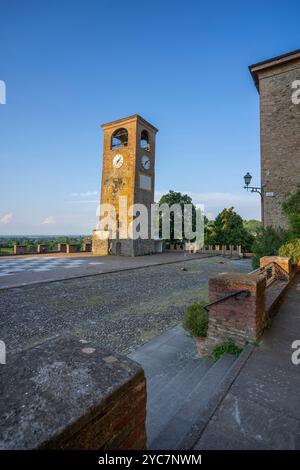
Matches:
[[205, 272, 266, 352], [53, 369, 147, 450], [250, 53, 300, 228]]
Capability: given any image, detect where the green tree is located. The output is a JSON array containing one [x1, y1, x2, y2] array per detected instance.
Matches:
[[210, 207, 254, 250], [204, 216, 216, 245], [251, 226, 289, 268], [158, 190, 197, 242], [243, 219, 262, 236]]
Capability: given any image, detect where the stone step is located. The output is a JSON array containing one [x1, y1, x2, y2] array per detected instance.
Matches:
[[149, 353, 236, 450], [148, 355, 213, 404], [146, 357, 213, 444]]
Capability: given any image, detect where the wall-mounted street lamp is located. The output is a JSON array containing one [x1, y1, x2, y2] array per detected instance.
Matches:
[[243, 172, 264, 199]]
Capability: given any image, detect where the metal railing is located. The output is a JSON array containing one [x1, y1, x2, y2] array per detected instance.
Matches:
[[204, 290, 251, 313], [249, 261, 289, 287]]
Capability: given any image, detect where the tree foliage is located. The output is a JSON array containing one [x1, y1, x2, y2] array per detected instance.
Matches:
[[282, 190, 300, 237], [279, 238, 300, 265], [251, 226, 289, 268], [243, 219, 262, 236], [158, 192, 255, 251], [206, 207, 254, 251], [158, 190, 197, 242]]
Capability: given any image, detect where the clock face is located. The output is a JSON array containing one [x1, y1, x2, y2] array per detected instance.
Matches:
[[141, 155, 150, 171], [112, 153, 124, 169]]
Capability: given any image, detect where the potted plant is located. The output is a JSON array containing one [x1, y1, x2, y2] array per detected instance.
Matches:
[[182, 302, 209, 355]]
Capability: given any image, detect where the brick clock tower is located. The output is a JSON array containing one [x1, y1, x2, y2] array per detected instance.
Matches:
[[92, 114, 158, 256]]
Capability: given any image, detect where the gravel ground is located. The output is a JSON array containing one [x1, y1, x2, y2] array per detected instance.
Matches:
[[0, 257, 251, 356]]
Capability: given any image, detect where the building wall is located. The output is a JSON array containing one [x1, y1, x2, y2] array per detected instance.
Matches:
[[258, 58, 300, 228]]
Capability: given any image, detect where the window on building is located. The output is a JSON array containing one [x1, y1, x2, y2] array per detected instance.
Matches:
[[140, 130, 150, 151], [111, 128, 128, 150]]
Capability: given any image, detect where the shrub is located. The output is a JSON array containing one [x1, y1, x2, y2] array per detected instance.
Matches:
[[183, 302, 208, 337], [282, 190, 300, 237], [211, 340, 243, 362], [251, 226, 289, 269], [279, 238, 300, 264]]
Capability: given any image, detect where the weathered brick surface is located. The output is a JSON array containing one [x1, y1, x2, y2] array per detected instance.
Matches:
[[205, 272, 266, 352], [250, 52, 300, 228], [93, 115, 158, 256], [0, 336, 147, 450], [66, 243, 78, 254], [13, 245, 25, 255], [92, 229, 110, 255], [37, 244, 48, 253], [57, 243, 67, 252], [83, 242, 92, 252]]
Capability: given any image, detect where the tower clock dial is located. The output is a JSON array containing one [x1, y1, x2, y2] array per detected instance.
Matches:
[[141, 155, 150, 171], [112, 153, 124, 168]]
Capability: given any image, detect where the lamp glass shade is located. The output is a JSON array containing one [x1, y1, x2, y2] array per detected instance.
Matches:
[[244, 172, 252, 186]]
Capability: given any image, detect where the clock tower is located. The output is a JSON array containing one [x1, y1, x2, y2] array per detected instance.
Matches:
[[92, 114, 158, 256]]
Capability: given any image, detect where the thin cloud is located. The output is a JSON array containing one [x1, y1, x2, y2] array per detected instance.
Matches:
[[69, 200, 99, 203], [70, 191, 98, 197], [41, 216, 56, 225], [155, 189, 260, 220], [0, 213, 13, 224]]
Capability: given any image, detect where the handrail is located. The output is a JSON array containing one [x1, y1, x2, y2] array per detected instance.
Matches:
[[203, 290, 251, 313], [249, 261, 288, 287]]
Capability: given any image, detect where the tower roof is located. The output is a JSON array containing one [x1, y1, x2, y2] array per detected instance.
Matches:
[[249, 48, 300, 91], [101, 114, 158, 132]]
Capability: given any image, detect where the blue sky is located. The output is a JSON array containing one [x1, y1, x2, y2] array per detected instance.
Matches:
[[1, 0, 300, 235]]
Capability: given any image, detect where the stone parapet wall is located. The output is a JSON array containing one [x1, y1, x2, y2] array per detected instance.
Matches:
[[13, 244, 26, 255], [66, 244, 78, 254], [185, 243, 243, 257]]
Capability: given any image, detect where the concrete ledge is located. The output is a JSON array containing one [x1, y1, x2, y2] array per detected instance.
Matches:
[[0, 336, 147, 450]]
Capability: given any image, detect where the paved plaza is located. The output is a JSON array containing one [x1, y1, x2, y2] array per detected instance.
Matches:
[[0, 252, 210, 289], [0, 256, 101, 276], [0, 256, 251, 356]]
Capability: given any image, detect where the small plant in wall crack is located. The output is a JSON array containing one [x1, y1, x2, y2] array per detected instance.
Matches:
[[211, 340, 243, 362]]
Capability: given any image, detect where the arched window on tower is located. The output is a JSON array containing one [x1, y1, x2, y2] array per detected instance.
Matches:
[[140, 129, 150, 151], [111, 128, 128, 150]]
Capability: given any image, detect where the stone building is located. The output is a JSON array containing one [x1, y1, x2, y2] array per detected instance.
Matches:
[[92, 114, 159, 256], [249, 49, 300, 228]]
